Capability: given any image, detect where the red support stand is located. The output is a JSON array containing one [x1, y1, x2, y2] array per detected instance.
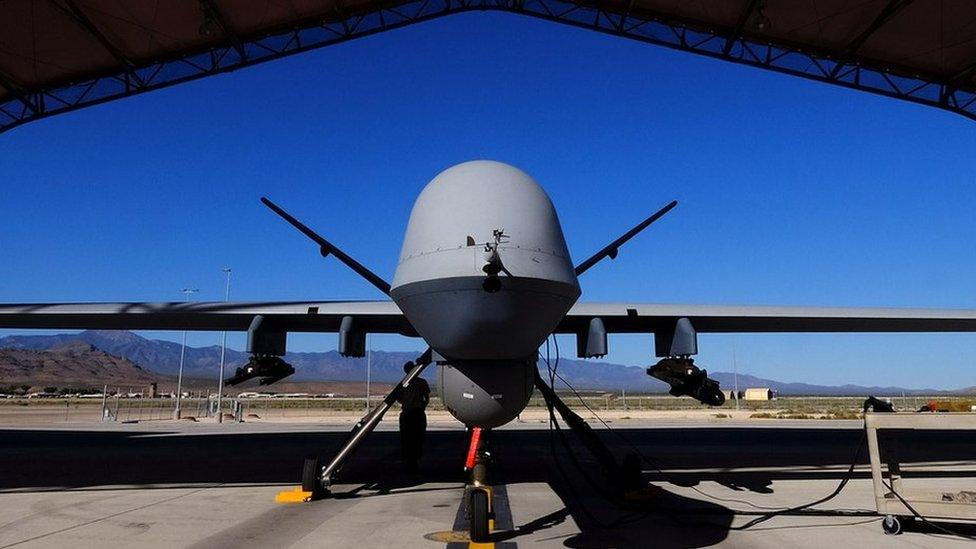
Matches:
[[465, 427, 483, 470]]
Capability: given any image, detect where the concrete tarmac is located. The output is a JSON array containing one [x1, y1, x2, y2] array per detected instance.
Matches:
[[0, 420, 974, 548]]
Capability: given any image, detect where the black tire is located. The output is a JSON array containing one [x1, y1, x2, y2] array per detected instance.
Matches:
[[470, 489, 490, 542], [882, 515, 902, 535], [302, 456, 321, 496]]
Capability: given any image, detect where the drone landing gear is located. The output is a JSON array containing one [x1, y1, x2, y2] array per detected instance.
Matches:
[[276, 349, 433, 503], [533, 371, 649, 501], [464, 427, 494, 543]]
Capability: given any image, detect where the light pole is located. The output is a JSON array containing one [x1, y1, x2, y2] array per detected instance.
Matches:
[[173, 287, 199, 419], [217, 268, 231, 423], [365, 334, 371, 414], [732, 344, 740, 412]]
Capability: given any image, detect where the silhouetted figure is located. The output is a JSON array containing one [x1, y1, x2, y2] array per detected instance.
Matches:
[[397, 361, 430, 472]]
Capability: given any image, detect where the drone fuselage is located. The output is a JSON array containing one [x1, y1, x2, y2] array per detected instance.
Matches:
[[390, 161, 581, 427]]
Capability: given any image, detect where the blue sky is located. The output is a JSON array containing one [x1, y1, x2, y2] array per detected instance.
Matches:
[[1, 13, 975, 389]]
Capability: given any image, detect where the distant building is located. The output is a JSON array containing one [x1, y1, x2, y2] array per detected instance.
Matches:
[[722, 390, 743, 401], [744, 388, 774, 401], [238, 392, 274, 398]]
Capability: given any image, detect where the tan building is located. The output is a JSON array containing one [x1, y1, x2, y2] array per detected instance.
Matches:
[[743, 388, 774, 401]]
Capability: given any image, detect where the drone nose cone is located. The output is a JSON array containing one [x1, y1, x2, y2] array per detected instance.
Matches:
[[427, 160, 538, 190], [405, 160, 557, 230], [391, 160, 580, 359], [394, 160, 575, 284]]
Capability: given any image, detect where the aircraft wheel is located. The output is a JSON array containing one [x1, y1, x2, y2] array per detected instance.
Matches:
[[302, 456, 321, 496], [470, 489, 490, 542], [882, 515, 902, 535]]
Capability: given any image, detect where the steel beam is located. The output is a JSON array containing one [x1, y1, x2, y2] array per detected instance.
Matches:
[[840, 0, 913, 58], [2, 0, 975, 134], [0, 70, 37, 114], [198, 0, 247, 60], [828, 0, 914, 78], [722, 0, 761, 55], [948, 61, 976, 89], [55, 0, 144, 87]]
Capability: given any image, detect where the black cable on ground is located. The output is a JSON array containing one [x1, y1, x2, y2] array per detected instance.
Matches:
[[882, 479, 976, 540], [730, 434, 864, 529], [552, 370, 976, 540], [541, 339, 607, 526], [541, 337, 648, 529], [541, 354, 885, 531]]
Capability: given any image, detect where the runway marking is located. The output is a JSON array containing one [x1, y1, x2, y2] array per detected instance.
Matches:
[[491, 485, 514, 532], [447, 490, 473, 549]]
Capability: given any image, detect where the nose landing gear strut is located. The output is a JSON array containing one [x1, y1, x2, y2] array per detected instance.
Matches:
[[464, 426, 494, 543]]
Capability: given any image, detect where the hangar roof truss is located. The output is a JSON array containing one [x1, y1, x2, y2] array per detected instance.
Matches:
[[1, 0, 974, 133]]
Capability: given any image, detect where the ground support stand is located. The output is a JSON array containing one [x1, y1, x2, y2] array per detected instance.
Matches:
[[277, 349, 433, 503]]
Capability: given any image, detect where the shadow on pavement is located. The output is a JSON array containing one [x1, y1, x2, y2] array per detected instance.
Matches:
[[2, 426, 975, 547]]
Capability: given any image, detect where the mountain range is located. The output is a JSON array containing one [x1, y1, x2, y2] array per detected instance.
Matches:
[[0, 330, 970, 395], [0, 340, 156, 388]]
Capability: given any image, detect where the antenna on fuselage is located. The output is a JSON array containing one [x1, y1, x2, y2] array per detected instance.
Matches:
[[481, 228, 513, 293]]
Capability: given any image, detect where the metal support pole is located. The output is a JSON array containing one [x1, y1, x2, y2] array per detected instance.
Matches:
[[365, 334, 371, 414], [733, 344, 740, 411], [319, 349, 432, 491], [217, 268, 231, 423], [174, 287, 198, 420], [174, 329, 188, 419], [100, 384, 108, 421], [865, 416, 885, 504]]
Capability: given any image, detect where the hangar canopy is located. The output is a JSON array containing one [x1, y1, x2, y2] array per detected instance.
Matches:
[[1, 0, 975, 133]]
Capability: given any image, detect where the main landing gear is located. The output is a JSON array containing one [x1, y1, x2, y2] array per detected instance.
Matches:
[[533, 370, 648, 500]]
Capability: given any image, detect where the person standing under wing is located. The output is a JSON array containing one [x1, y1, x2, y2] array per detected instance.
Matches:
[[397, 361, 430, 472]]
